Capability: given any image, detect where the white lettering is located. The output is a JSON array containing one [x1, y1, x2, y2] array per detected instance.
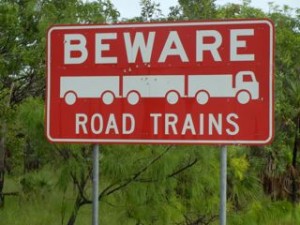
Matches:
[[64, 34, 88, 64], [149, 113, 240, 136], [159, 31, 189, 62], [75, 113, 136, 135], [196, 30, 222, 62], [226, 113, 239, 135], [75, 113, 88, 134], [64, 28, 257, 64], [122, 113, 135, 134], [124, 32, 155, 63], [150, 113, 162, 135], [208, 114, 222, 135], [95, 33, 117, 64], [230, 29, 255, 61], [165, 114, 178, 135], [105, 114, 119, 134], [199, 114, 204, 135], [91, 114, 103, 134], [182, 114, 196, 135]]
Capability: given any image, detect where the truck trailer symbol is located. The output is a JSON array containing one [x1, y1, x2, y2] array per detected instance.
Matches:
[[60, 71, 259, 105], [60, 76, 119, 105]]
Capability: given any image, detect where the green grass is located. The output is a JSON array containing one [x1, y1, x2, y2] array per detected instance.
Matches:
[[1, 167, 300, 225], [0, 167, 93, 225]]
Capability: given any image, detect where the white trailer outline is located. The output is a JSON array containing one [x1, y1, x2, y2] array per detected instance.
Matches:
[[123, 75, 185, 105], [60, 76, 119, 105], [60, 71, 259, 105]]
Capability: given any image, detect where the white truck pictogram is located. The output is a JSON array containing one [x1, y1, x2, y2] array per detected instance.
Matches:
[[60, 76, 119, 105], [60, 71, 259, 105], [188, 71, 259, 105]]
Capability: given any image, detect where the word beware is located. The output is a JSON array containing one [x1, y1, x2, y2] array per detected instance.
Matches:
[[64, 29, 255, 64]]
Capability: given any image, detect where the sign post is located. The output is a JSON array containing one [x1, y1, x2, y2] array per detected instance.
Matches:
[[92, 144, 99, 225], [220, 146, 227, 225]]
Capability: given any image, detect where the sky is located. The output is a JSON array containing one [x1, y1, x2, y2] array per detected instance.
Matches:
[[110, 0, 300, 19]]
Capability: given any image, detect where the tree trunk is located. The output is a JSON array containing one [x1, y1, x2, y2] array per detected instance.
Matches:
[[0, 83, 14, 208], [67, 194, 83, 225], [291, 116, 300, 204], [0, 123, 6, 208]]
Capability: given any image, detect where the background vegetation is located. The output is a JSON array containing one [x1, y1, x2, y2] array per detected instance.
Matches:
[[0, 0, 300, 224]]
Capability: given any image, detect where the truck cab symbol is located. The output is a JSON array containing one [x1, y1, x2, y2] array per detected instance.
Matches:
[[60, 71, 259, 105], [235, 71, 259, 104]]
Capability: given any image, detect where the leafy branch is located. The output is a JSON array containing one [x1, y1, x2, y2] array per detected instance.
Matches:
[[99, 145, 172, 200]]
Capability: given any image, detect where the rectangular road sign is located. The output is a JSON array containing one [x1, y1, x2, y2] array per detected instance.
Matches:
[[46, 20, 274, 144]]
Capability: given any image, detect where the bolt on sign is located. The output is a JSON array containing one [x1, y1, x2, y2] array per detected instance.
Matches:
[[46, 20, 274, 144]]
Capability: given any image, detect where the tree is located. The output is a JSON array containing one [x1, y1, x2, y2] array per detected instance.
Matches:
[[178, 0, 216, 19], [271, 8, 300, 204], [140, 0, 162, 21], [0, 0, 119, 212]]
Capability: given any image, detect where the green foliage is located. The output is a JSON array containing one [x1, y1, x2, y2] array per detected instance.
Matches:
[[179, 0, 217, 19], [140, 0, 162, 21], [19, 170, 52, 199], [17, 98, 45, 143], [5, 98, 54, 174], [100, 146, 220, 224], [217, 0, 265, 19]]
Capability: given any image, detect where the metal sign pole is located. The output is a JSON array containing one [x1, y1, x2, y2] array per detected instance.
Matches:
[[92, 144, 99, 225], [220, 145, 227, 225]]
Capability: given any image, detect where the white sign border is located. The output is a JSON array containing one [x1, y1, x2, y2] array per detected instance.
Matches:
[[46, 19, 274, 145]]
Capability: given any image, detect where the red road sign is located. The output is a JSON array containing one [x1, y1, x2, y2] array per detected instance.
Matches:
[[46, 20, 274, 144]]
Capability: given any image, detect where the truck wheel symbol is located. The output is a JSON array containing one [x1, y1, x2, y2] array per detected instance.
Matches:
[[237, 90, 250, 104], [102, 91, 114, 105], [196, 91, 209, 105], [64, 91, 77, 105], [166, 91, 179, 105], [127, 91, 140, 105]]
